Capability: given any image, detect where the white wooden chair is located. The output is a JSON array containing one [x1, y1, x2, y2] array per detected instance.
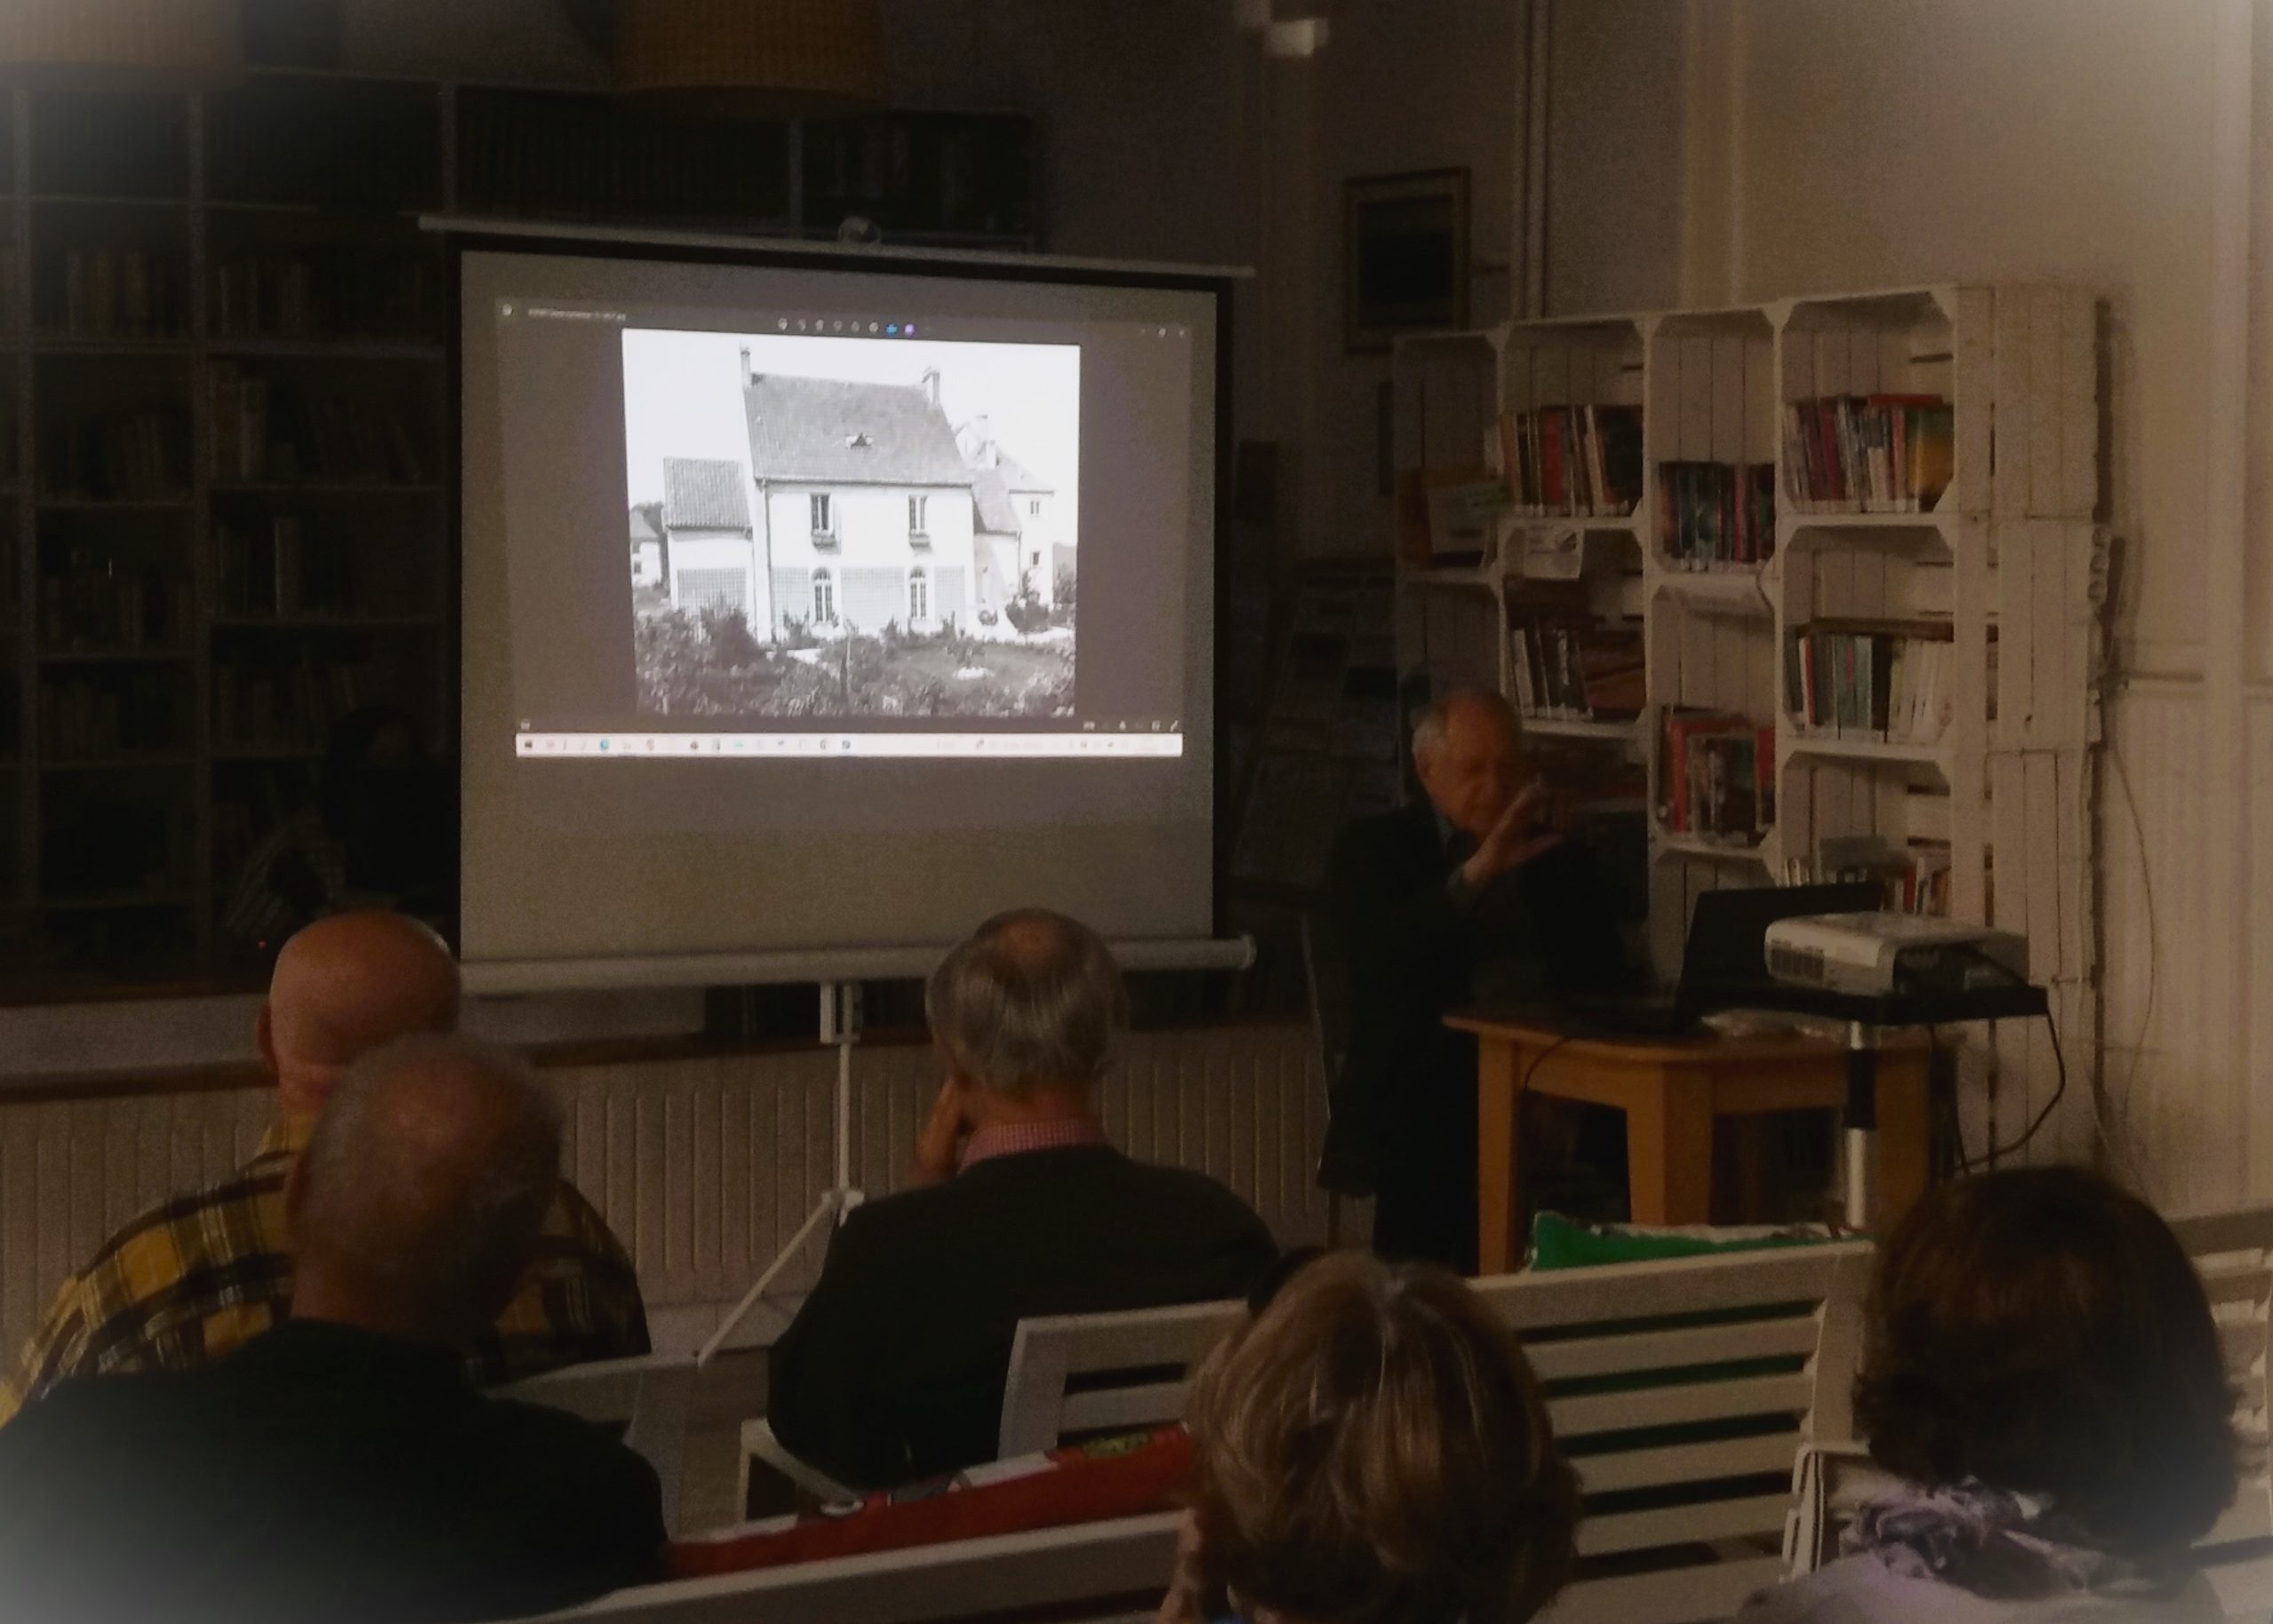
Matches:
[[1472, 1241, 1876, 1624], [513, 1509, 1182, 1623], [508, 1346, 770, 1537], [995, 1296, 1247, 1459]]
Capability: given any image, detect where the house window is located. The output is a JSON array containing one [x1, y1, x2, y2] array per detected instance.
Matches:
[[908, 495, 929, 537], [909, 567, 931, 623], [1030, 550, 1041, 567], [1030, 499, 1042, 517], [811, 494, 835, 537], [812, 568, 836, 624]]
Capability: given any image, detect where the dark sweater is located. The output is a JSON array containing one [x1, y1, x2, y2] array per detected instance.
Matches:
[[768, 1145, 1279, 1490], [0, 1320, 664, 1624]]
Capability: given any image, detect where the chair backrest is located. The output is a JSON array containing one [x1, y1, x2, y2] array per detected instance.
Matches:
[[1470, 1242, 1876, 1624], [2166, 1204, 2273, 1617], [508, 1347, 769, 1538], [996, 1297, 1247, 1460], [523, 1510, 1182, 1624]]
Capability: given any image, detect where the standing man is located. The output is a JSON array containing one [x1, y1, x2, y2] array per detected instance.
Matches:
[[1327, 691, 1631, 1271]]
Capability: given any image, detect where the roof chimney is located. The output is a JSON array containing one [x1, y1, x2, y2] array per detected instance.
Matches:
[[739, 345, 753, 381], [920, 368, 941, 408]]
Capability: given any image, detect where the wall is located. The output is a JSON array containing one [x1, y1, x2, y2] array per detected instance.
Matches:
[[1549, 0, 2258, 1212], [1251, 4, 1525, 557]]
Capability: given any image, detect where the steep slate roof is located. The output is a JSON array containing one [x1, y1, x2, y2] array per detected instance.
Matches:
[[630, 503, 662, 543], [971, 466, 1023, 537], [992, 447, 1053, 495], [745, 373, 974, 487], [661, 458, 752, 531]]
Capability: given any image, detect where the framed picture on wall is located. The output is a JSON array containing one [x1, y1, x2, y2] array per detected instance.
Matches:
[[1345, 168, 1470, 353]]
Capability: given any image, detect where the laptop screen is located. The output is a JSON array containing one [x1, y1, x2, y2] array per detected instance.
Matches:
[[1677, 883, 1882, 1010]]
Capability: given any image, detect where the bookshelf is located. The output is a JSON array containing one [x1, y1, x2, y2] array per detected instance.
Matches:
[[1393, 285, 2105, 1164], [0, 74, 1040, 996]]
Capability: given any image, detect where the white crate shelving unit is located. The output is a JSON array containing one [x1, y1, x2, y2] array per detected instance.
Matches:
[[1391, 284, 2104, 1168]]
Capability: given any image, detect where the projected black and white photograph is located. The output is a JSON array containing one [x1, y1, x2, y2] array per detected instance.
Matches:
[[622, 329, 1081, 720]]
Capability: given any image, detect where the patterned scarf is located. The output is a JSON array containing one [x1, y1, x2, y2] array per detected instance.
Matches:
[[1843, 1482, 2179, 1602]]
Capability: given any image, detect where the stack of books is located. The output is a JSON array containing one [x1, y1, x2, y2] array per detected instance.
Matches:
[[1659, 710, 1775, 843], [1786, 619, 1955, 744], [1656, 463, 1775, 567], [1782, 394, 1954, 513], [1509, 618, 1645, 721], [1501, 405, 1644, 518]]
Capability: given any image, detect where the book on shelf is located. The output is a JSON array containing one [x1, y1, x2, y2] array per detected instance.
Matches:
[[57, 246, 189, 339], [1782, 394, 1954, 514], [210, 363, 432, 486], [1810, 834, 1953, 918], [1659, 709, 1774, 841], [1786, 618, 1955, 744], [38, 670, 185, 761], [1655, 462, 1776, 568], [1509, 617, 1644, 722], [210, 250, 439, 343], [37, 558, 192, 652], [44, 403, 191, 501], [212, 650, 392, 754], [1500, 404, 1643, 519]]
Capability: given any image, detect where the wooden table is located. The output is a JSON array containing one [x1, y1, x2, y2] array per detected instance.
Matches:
[[1445, 1013, 1931, 1274]]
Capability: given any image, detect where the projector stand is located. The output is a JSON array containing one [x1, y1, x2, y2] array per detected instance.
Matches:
[[1842, 1020, 1877, 1232], [696, 981, 866, 1367]]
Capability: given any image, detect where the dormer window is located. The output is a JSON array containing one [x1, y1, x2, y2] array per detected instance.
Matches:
[[811, 493, 836, 543], [846, 432, 873, 449]]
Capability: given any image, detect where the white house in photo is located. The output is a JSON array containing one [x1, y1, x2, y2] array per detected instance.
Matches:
[[628, 501, 663, 588], [658, 457, 761, 621], [743, 358, 979, 637], [957, 416, 1062, 609]]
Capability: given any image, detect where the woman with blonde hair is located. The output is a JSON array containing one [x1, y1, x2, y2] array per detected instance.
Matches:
[[1160, 1250, 1579, 1624]]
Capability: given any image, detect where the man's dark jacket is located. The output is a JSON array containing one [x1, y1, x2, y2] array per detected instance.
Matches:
[[768, 1144, 1279, 1489], [1325, 801, 1630, 1268], [0, 1319, 665, 1624]]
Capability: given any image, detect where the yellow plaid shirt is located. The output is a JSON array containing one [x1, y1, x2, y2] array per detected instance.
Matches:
[[0, 1115, 648, 1424]]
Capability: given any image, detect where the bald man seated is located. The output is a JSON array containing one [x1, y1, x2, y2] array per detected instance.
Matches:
[[1326, 691, 1634, 1272], [0, 1035, 666, 1623], [0, 912, 646, 1424], [768, 910, 1279, 1491]]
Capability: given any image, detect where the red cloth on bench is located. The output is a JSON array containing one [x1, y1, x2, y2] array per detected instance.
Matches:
[[666, 1427, 1192, 1580]]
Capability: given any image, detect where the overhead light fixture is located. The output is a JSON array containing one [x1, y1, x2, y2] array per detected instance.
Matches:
[[617, 0, 886, 119], [0, 0, 242, 87]]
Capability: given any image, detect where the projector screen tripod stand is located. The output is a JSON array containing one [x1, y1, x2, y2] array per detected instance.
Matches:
[[696, 981, 866, 1367]]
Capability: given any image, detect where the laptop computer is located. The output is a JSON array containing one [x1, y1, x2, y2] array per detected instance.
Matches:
[[1553, 881, 1883, 1039]]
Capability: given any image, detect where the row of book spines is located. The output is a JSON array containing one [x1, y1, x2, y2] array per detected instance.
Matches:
[[212, 659, 387, 744], [37, 676, 184, 758], [1499, 405, 1643, 519], [1658, 712, 1776, 838], [41, 408, 191, 500], [1816, 846, 1955, 918], [36, 572, 194, 650], [56, 247, 191, 338], [210, 255, 439, 341], [1656, 462, 1776, 567], [1782, 394, 1954, 513], [1785, 622, 1954, 742], [1509, 620, 1644, 720], [209, 367, 433, 484]]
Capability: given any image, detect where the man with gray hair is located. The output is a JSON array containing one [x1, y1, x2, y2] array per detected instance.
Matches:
[[769, 909, 1279, 1490], [0, 1036, 665, 1622], [1327, 689, 1632, 1271]]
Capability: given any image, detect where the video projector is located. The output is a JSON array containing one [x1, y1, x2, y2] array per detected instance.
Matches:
[[1764, 913, 2028, 998]]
